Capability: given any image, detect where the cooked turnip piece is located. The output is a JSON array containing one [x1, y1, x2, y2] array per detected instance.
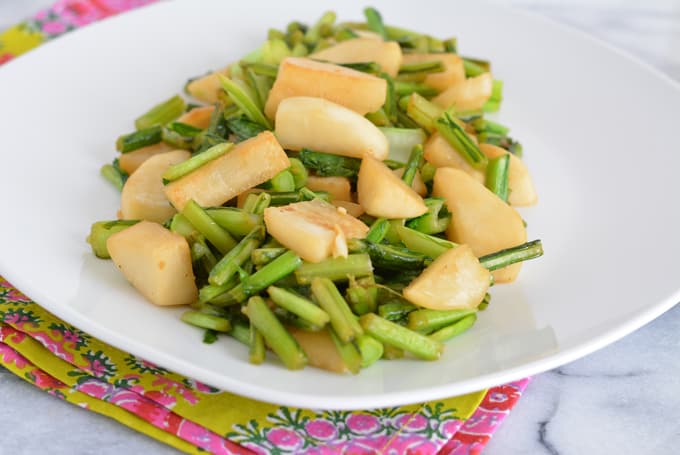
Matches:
[[310, 38, 402, 77], [403, 245, 490, 310], [120, 150, 190, 223], [424, 132, 485, 183], [479, 143, 538, 206], [186, 66, 230, 104], [357, 155, 428, 218], [264, 57, 387, 118], [331, 200, 365, 218], [275, 96, 388, 160], [432, 72, 493, 112], [107, 221, 197, 306], [433, 167, 527, 283], [176, 105, 215, 129], [306, 175, 352, 201], [264, 199, 368, 263], [288, 327, 351, 374], [118, 142, 173, 175], [164, 131, 290, 211], [401, 53, 465, 91], [392, 168, 427, 196]]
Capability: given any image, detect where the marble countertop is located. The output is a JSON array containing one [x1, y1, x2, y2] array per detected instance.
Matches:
[[1, 1, 679, 454]]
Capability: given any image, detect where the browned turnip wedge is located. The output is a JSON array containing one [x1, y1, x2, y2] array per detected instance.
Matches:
[[433, 167, 527, 283], [357, 155, 428, 218], [288, 327, 351, 374], [392, 168, 427, 196], [177, 105, 215, 129], [310, 38, 403, 77], [275, 96, 389, 160], [403, 244, 490, 310], [120, 149, 190, 223], [432, 72, 493, 112], [264, 199, 369, 263], [107, 221, 197, 306], [479, 143, 538, 206], [306, 175, 352, 201], [424, 132, 485, 183], [264, 57, 387, 118], [118, 142, 173, 175], [164, 131, 290, 211], [400, 53, 465, 91], [186, 66, 230, 104]]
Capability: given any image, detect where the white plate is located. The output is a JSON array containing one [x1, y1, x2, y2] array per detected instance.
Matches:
[[1, 0, 679, 410]]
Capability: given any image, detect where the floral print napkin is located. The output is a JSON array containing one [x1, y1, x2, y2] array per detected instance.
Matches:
[[0, 2, 530, 453]]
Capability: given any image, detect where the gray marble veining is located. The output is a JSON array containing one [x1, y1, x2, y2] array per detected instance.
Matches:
[[1, 1, 679, 454]]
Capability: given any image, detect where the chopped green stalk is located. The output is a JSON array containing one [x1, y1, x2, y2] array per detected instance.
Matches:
[[363, 7, 387, 39], [420, 162, 436, 184], [485, 154, 510, 202], [394, 81, 438, 97], [395, 224, 456, 259], [135, 94, 186, 130], [249, 324, 266, 364], [268, 28, 286, 41], [346, 282, 377, 316], [251, 247, 286, 265], [298, 149, 361, 179], [266, 170, 296, 192], [206, 208, 262, 237], [429, 313, 477, 342], [395, 110, 420, 129], [378, 300, 417, 322], [242, 192, 271, 215], [161, 128, 193, 150], [288, 158, 308, 189], [478, 293, 491, 311], [383, 219, 405, 245], [182, 200, 237, 254], [365, 109, 391, 127], [436, 113, 488, 169], [229, 320, 251, 345], [181, 311, 231, 332], [209, 228, 264, 285], [295, 254, 373, 285], [381, 72, 397, 123], [470, 117, 510, 136], [336, 61, 382, 74], [357, 334, 384, 368], [304, 11, 336, 45], [246, 296, 307, 370], [261, 39, 292, 65], [407, 308, 477, 333], [376, 127, 426, 165], [199, 276, 239, 303], [246, 68, 273, 109], [382, 344, 404, 359], [116, 125, 162, 153], [264, 189, 330, 206], [203, 329, 218, 344], [291, 42, 308, 57], [221, 251, 302, 305], [462, 57, 489, 77], [366, 218, 390, 243], [478, 133, 523, 157], [399, 60, 444, 75], [478, 240, 544, 271], [225, 116, 267, 141], [347, 238, 429, 271], [359, 313, 443, 361], [483, 79, 503, 112], [406, 93, 443, 133], [383, 24, 421, 41], [334, 27, 359, 42], [162, 142, 233, 183], [329, 328, 362, 374], [87, 220, 138, 259], [427, 36, 445, 53], [267, 286, 330, 327], [402, 144, 423, 186], [219, 75, 272, 129], [443, 37, 457, 53], [310, 278, 360, 343], [100, 161, 127, 191], [243, 62, 279, 78], [383, 159, 406, 169], [405, 197, 451, 235]]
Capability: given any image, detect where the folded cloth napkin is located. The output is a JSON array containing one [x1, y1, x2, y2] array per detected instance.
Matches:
[[0, 278, 529, 454], [0, 2, 530, 453]]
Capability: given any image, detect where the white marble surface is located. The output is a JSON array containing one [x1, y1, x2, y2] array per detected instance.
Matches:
[[1, 1, 680, 454]]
